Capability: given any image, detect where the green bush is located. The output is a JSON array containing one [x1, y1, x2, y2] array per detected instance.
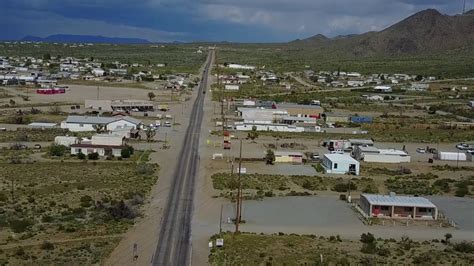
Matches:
[[121, 148, 131, 158], [48, 144, 66, 157], [87, 152, 99, 160], [77, 152, 86, 160], [333, 183, 357, 192]]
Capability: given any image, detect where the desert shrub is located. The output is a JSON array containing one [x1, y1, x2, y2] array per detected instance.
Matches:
[[41, 215, 54, 223], [453, 242, 474, 253], [339, 194, 347, 201], [361, 242, 377, 254], [333, 182, 357, 192], [360, 233, 376, 244], [9, 219, 33, 233], [0, 193, 7, 202], [80, 195, 93, 208], [108, 200, 137, 220], [121, 148, 131, 158], [136, 164, 155, 175], [40, 241, 55, 250], [377, 246, 391, 257]]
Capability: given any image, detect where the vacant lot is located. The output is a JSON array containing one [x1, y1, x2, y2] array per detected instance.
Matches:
[[209, 232, 474, 265], [0, 161, 158, 264]]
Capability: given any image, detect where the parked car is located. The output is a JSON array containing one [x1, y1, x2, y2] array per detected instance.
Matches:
[[416, 148, 426, 153], [0, 128, 6, 131], [164, 121, 172, 127], [312, 152, 320, 160], [33, 144, 42, 149], [330, 149, 344, 154]]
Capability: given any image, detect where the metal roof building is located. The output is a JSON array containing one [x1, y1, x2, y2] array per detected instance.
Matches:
[[359, 194, 438, 220]]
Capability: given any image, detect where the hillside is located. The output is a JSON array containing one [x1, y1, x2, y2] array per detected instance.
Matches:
[[21, 34, 151, 44], [293, 9, 474, 56]]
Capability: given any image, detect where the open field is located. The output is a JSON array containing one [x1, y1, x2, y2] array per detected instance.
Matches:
[[0, 161, 158, 264], [0, 43, 207, 74], [209, 232, 474, 265], [217, 44, 474, 78]]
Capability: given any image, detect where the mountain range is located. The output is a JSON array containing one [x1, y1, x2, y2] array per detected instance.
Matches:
[[21, 34, 150, 44], [291, 9, 474, 56]]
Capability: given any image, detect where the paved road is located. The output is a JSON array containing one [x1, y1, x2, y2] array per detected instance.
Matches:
[[152, 51, 213, 265]]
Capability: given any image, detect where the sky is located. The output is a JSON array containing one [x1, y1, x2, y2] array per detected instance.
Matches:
[[0, 0, 470, 42]]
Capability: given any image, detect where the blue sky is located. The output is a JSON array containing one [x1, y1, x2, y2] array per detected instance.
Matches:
[[0, 0, 469, 42]]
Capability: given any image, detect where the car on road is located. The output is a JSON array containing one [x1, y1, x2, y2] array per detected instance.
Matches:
[[456, 143, 470, 150], [311, 152, 320, 160], [416, 148, 426, 153], [164, 121, 172, 127]]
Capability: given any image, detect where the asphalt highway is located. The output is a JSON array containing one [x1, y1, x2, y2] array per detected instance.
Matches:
[[152, 50, 213, 265]]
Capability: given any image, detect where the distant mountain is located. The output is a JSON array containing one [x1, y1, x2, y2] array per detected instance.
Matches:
[[21, 34, 151, 44], [293, 9, 474, 56]]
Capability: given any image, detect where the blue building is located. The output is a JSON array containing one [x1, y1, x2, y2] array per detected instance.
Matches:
[[350, 116, 373, 124]]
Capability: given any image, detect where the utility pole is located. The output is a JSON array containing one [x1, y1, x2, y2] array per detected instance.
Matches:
[[219, 204, 223, 234], [11, 177, 14, 201], [96, 86, 100, 100], [235, 139, 243, 233], [463, 0, 466, 14]]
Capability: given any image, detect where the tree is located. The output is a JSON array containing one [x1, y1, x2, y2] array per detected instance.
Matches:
[[148, 92, 156, 101], [265, 149, 275, 165], [48, 144, 66, 157], [93, 124, 107, 134], [43, 53, 51, 60], [145, 127, 156, 142], [247, 126, 259, 142], [444, 233, 452, 244], [415, 75, 423, 81]]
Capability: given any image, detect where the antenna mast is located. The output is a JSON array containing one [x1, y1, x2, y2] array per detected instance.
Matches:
[[463, 0, 466, 14]]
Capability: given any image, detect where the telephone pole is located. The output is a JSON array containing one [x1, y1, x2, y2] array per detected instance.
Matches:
[[235, 139, 243, 233], [463, 0, 466, 14]]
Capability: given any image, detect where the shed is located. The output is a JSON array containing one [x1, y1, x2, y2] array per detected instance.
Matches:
[[322, 154, 359, 175], [359, 193, 438, 220]]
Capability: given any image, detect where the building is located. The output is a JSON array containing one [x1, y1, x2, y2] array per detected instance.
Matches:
[[70, 134, 125, 157], [323, 113, 350, 124], [85, 99, 154, 112], [434, 152, 468, 161], [275, 103, 323, 118], [348, 139, 374, 148], [410, 83, 430, 91], [353, 146, 411, 163], [358, 193, 438, 220], [224, 84, 240, 91], [238, 108, 288, 124], [374, 86, 392, 93], [61, 115, 142, 132], [235, 123, 304, 132], [350, 116, 373, 124], [274, 151, 304, 164], [227, 64, 255, 70], [322, 154, 360, 175], [54, 136, 79, 147], [28, 122, 57, 129]]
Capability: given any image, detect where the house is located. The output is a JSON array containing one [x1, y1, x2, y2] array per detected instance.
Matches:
[[225, 85, 240, 91], [70, 134, 126, 157], [353, 146, 411, 163], [358, 193, 438, 220], [28, 122, 57, 129], [348, 139, 374, 148], [61, 115, 142, 132], [347, 80, 365, 87], [227, 64, 255, 70], [374, 86, 392, 93], [469, 101, 474, 108], [410, 83, 430, 91], [274, 151, 304, 164], [434, 152, 468, 161], [322, 154, 360, 175]]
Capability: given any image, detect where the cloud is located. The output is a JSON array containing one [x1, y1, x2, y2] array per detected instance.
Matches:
[[0, 9, 185, 42], [0, 0, 468, 42]]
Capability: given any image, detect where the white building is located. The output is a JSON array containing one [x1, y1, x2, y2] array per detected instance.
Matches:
[[54, 136, 79, 147], [353, 146, 411, 163], [238, 108, 288, 124], [92, 68, 105, 77], [322, 154, 360, 175], [61, 115, 142, 132], [348, 80, 365, 87], [374, 86, 392, 93], [225, 85, 240, 91], [227, 64, 255, 70], [236, 123, 304, 132], [70, 134, 125, 157]]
